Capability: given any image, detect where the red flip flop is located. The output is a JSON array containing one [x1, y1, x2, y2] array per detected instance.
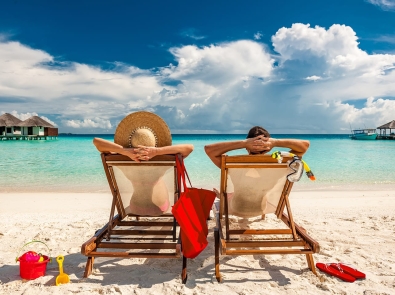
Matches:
[[329, 263, 366, 279], [316, 263, 356, 282]]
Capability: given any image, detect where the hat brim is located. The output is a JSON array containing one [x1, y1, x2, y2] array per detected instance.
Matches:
[[114, 111, 172, 148]]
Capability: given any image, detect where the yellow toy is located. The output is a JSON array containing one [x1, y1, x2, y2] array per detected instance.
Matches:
[[55, 255, 70, 286]]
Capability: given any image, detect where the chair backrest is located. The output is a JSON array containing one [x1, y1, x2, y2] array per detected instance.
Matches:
[[102, 154, 177, 219], [220, 154, 294, 218]]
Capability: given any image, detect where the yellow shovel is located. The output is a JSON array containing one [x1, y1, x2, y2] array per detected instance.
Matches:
[[55, 255, 70, 286]]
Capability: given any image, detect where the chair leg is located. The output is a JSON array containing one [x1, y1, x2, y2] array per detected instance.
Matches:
[[214, 228, 222, 282], [83, 256, 94, 278], [306, 254, 317, 275], [181, 256, 188, 284]]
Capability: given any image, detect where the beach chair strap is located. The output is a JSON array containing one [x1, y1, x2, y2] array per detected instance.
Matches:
[[176, 154, 192, 191]]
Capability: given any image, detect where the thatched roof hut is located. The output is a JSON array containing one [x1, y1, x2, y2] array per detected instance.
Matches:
[[377, 120, 395, 137], [0, 113, 22, 126], [17, 116, 54, 128], [377, 120, 395, 130]]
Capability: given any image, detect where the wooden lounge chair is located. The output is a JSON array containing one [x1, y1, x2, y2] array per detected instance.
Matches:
[[214, 154, 320, 282], [81, 153, 188, 283]]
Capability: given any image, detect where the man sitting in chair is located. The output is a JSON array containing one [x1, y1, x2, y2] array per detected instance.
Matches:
[[205, 126, 310, 216], [93, 111, 193, 216], [204, 126, 309, 168]]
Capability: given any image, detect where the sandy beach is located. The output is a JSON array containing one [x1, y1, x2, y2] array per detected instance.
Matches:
[[1, 190, 394, 295]]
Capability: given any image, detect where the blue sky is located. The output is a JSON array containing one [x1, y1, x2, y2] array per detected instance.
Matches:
[[1, 0, 395, 133]]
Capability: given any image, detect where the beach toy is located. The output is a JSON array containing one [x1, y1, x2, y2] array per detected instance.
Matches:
[[55, 255, 70, 286], [16, 240, 51, 280]]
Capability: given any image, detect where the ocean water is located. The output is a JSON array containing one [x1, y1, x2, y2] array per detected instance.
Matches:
[[1, 134, 395, 192]]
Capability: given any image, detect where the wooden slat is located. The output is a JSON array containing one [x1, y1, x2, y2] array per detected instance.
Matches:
[[224, 155, 293, 164], [225, 240, 306, 248], [226, 164, 288, 169], [228, 229, 292, 235], [88, 252, 181, 258], [97, 242, 179, 249], [126, 213, 174, 218], [111, 230, 173, 236], [109, 237, 174, 241], [220, 155, 227, 218], [103, 153, 175, 162], [275, 180, 292, 217], [225, 249, 314, 255], [107, 162, 175, 166], [81, 237, 97, 255], [81, 214, 122, 255], [117, 221, 174, 227], [281, 213, 320, 253], [107, 165, 126, 218], [101, 154, 126, 218]]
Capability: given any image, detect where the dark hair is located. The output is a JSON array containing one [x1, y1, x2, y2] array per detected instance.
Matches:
[[246, 126, 270, 139]]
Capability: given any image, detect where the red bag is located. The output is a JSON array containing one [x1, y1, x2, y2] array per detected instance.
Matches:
[[172, 155, 216, 258]]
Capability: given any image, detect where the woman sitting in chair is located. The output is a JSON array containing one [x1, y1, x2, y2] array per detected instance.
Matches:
[[93, 111, 193, 216]]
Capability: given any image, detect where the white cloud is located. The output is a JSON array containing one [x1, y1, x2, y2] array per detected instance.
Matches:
[[41, 116, 57, 127], [272, 23, 362, 61], [254, 32, 262, 40], [272, 23, 395, 79], [336, 97, 395, 128], [10, 111, 38, 121], [63, 118, 112, 129], [8, 111, 57, 126], [181, 28, 206, 40], [366, 0, 395, 11], [305, 75, 322, 81], [2, 24, 395, 134], [168, 40, 274, 86], [373, 35, 395, 44], [0, 40, 164, 102]]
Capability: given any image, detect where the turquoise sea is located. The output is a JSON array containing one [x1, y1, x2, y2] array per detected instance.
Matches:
[[1, 134, 395, 192]]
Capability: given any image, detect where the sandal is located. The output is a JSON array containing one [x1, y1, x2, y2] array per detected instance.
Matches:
[[316, 263, 356, 282], [329, 263, 366, 279]]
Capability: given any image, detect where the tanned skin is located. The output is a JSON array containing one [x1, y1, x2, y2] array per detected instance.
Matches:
[[93, 137, 194, 161], [204, 135, 310, 168]]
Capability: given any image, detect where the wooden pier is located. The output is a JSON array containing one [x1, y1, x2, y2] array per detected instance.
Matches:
[[376, 135, 395, 140], [0, 136, 57, 141]]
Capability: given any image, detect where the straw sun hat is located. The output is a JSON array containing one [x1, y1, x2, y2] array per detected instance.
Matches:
[[114, 111, 172, 148]]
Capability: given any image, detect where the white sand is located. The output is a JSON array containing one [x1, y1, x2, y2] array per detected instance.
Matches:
[[1, 190, 394, 295]]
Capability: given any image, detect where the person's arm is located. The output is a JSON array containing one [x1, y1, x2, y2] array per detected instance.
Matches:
[[93, 138, 194, 161], [93, 137, 143, 161], [134, 144, 194, 160], [267, 138, 310, 157], [205, 136, 310, 168], [204, 137, 263, 168]]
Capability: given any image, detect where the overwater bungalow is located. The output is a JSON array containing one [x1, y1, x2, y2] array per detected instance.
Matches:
[[377, 120, 395, 140], [0, 113, 58, 140], [0, 113, 23, 138]]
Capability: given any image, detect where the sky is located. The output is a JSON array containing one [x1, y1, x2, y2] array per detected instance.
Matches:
[[1, 0, 395, 134]]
